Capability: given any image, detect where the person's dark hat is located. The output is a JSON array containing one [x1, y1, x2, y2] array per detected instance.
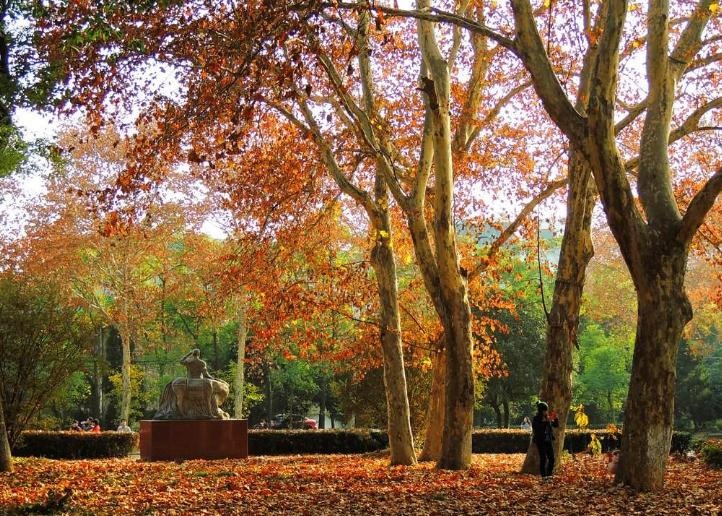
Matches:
[[536, 401, 549, 412]]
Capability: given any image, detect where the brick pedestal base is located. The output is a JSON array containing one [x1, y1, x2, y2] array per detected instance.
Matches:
[[140, 419, 248, 461]]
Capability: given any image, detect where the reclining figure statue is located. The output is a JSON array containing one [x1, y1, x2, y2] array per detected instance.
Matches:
[[154, 349, 230, 420]]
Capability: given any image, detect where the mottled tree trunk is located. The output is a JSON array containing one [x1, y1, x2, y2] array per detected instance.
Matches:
[[91, 327, 108, 421], [419, 347, 445, 461], [505, 0, 722, 492], [415, 8, 475, 468], [370, 208, 417, 466], [502, 399, 510, 429], [521, 156, 594, 474], [437, 292, 474, 469], [234, 297, 247, 419], [0, 395, 11, 473], [616, 251, 692, 491], [119, 326, 132, 423]]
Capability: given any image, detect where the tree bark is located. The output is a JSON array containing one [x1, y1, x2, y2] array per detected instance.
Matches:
[[293, 32, 417, 464], [91, 327, 108, 421], [416, 2, 475, 469], [615, 249, 692, 491], [437, 294, 474, 469], [607, 390, 614, 422], [0, 394, 11, 473], [119, 325, 132, 423], [521, 156, 595, 474], [502, 399, 510, 429], [496, 0, 719, 491], [234, 295, 248, 419], [213, 329, 220, 371], [419, 346, 445, 461], [369, 205, 417, 466]]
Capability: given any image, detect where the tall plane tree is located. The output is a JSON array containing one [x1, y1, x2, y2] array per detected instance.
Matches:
[[294, 1, 561, 468], [434, 0, 718, 488], [365, 0, 721, 488]]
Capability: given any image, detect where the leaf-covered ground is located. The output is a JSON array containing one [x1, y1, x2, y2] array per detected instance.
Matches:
[[1, 453, 720, 515]]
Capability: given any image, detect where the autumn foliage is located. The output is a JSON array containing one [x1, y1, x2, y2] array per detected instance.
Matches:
[[2, 453, 721, 514]]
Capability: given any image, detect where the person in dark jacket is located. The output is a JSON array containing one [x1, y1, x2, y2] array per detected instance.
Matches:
[[532, 401, 559, 479]]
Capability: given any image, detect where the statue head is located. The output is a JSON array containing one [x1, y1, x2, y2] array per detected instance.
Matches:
[[192, 348, 201, 357]]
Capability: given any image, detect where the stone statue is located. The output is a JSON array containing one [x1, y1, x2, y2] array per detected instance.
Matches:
[[154, 349, 230, 420]]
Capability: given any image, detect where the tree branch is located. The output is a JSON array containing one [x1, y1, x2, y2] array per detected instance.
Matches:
[[625, 97, 722, 172], [326, 2, 516, 50], [679, 167, 722, 245], [468, 177, 566, 281], [508, 0, 586, 144]]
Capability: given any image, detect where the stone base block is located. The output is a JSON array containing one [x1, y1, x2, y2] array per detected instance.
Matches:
[[140, 419, 248, 461]]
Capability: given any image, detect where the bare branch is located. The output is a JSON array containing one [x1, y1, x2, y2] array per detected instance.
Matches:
[[468, 177, 566, 281], [614, 98, 647, 134], [679, 167, 722, 245], [463, 82, 531, 153], [687, 52, 722, 73], [509, 0, 586, 144], [669, 0, 717, 80], [448, 0, 472, 71], [625, 97, 722, 172], [326, 2, 517, 50]]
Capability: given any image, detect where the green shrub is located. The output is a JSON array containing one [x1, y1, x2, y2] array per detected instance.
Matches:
[[472, 429, 531, 453], [13, 431, 138, 459], [700, 439, 722, 469], [248, 429, 389, 455]]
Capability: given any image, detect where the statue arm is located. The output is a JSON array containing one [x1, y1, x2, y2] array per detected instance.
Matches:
[[202, 364, 215, 380]]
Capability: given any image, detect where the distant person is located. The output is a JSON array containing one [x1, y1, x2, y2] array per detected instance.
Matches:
[[90, 419, 101, 433], [116, 420, 132, 433], [532, 401, 559, 479], [80, 418, 93, 431], [69, 420, 82, 432], [520, 416, 532, 431]]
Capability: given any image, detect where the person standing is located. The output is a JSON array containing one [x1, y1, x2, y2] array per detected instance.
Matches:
[[520, 416, 532, 431], [532, 401, 559, 479], [116, 419, 132, 433]]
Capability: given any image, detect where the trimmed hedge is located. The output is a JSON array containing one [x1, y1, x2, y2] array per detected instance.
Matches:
[[470, 429, 691, 455], [9, 428, 692, 458], [700, 439, 722, 469], [13, 431, 138, 459], [249, 429, 388, 455], [248, 428, 690, 455]]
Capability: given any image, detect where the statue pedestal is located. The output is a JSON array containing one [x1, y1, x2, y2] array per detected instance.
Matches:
[[140, 419, 248, 461]]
